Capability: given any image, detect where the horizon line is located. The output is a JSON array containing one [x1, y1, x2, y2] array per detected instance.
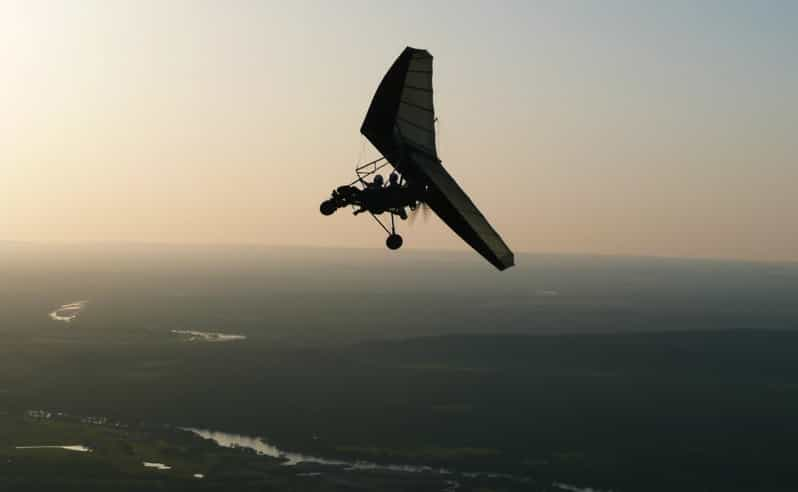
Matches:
[[1, 239, 796, 267]]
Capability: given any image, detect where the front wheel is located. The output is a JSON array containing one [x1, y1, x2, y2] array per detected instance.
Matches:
[[320, 200, 337, 216], [386, 234, 403, 250]]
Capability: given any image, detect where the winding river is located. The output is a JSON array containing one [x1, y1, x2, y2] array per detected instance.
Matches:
[[183, 428, 451, 473], [183, 428, 604, 491]]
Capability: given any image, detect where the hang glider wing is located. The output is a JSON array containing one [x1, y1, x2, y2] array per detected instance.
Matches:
[[361, 47, 514, 271]]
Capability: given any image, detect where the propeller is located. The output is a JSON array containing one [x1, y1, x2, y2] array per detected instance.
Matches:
[[408, 201, 431, 225]]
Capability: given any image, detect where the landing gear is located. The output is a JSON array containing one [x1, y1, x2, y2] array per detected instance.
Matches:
[[385, 212, 403, 250], [386, 234, 403, 250], [320, 200, 337, 216]]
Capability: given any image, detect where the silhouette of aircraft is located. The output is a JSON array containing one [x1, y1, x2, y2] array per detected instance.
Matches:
[[320, 47, 514, 271]]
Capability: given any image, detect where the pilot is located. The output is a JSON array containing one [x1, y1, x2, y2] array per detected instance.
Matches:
[[388, 172, 400, 188], [368, 174, 384, 190]]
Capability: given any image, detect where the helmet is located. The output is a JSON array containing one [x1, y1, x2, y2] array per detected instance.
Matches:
[[373, 175, 384, 185]]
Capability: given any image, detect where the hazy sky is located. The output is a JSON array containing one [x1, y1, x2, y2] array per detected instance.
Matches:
[[1, 1, 796, 261]]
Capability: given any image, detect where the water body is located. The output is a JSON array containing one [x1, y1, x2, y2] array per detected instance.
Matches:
[[171, 330, 247, 342], [183, 428, 356, 468], [185, 429, 612, 490], [16, 445, 91, 452], [48, 301, 88, 322], [184, 428, 531, 481], [553, 483, 613, 492]]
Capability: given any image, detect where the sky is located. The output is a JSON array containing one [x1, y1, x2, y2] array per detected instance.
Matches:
[[1, 1, 796, 262]]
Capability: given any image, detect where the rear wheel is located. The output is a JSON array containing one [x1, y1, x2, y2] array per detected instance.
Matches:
[[386, 234, 403, 250], [320, 200, 337, 216]]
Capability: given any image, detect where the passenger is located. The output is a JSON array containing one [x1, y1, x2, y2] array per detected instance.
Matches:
[[369, 174, 384, 190]]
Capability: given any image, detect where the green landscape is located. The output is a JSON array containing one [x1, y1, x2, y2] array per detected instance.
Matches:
[[3, 244, 798, 490]]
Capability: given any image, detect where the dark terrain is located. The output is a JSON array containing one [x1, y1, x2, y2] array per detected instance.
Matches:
[[2, 242, 798, 491]]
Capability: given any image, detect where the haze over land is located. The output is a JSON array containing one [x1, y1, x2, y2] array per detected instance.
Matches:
[[5, 241, 797, 344]]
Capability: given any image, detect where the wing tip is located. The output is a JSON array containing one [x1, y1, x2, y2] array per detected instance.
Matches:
[[493, 253, 515, 271], [405, 46, 432, 58]]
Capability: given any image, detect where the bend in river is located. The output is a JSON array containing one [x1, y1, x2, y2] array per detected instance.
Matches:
[[49, 301, 88, 323]]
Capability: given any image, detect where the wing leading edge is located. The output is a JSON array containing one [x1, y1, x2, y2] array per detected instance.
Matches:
[[361, 47, 514, 271]]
